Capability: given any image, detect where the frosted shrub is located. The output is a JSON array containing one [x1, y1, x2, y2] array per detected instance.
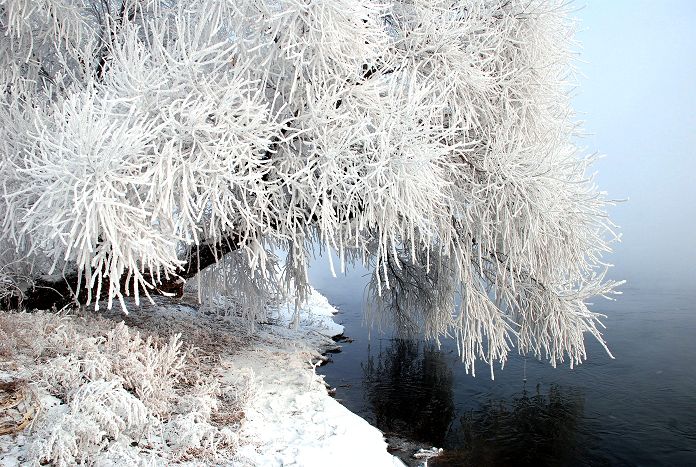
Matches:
[[0, 310, 70, 359], [162, 412, 238, 461], [40, 353, 112, 397], [29, 380, 150, 466], [174, 378, 221, 420], [0, 310, 245, 464], [102, 324, 186, 416]]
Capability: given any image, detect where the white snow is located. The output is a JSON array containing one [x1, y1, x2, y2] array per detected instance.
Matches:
[[272, 289, 346, 339], [0, 288, 404, 466], [233, 289, 404, 466]]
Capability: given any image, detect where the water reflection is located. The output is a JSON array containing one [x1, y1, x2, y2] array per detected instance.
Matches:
[[362, 339, 455, 446], [361, 338, 591, 465], [312, 256, 696, 465], [435, 384, 587, 467]]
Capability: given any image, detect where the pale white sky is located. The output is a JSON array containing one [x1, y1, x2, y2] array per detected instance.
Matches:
[[573, 0, 696, 290]]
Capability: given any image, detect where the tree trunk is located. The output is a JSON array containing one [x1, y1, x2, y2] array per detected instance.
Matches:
[[7, 234, 242, 311]]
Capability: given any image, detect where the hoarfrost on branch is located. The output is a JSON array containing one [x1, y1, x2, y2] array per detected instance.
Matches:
[[0, 0, 622, 375]]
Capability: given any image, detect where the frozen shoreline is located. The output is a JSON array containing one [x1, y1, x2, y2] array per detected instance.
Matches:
[[0, 289, 404, 466], [234, 289, 404, 466]]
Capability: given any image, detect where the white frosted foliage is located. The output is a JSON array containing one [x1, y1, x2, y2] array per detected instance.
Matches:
[[0, 0, 622, 373]]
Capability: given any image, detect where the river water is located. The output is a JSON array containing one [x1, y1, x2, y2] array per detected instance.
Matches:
[[308, 261, 696, 466]]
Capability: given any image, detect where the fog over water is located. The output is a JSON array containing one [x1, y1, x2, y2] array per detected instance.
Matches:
[[573, 0, 696, 290]]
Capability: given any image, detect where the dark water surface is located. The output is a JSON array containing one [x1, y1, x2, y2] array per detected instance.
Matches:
[[309, 262, 696, 466]]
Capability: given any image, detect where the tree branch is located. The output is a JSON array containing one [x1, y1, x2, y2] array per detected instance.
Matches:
[[95, 0, 137, 81]]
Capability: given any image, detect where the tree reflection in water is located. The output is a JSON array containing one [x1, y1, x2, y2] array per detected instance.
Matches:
[[435, 384, 586, 466], [362, 338, 588, 466], [362, 338, 455, 446]]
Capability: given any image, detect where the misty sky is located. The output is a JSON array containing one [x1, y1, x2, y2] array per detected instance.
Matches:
[[573, 1, 696, 289]]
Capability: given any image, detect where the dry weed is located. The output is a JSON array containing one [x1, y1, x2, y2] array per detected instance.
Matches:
[[0, 303, 256, 465]]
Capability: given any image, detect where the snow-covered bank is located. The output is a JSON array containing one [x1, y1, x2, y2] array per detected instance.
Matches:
[[0, 289, 403, 466], [234, 290, 404, 466]]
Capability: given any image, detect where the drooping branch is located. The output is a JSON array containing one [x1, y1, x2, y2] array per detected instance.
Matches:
[[95, 0, 138, 80], [11, 233, 244, 312]]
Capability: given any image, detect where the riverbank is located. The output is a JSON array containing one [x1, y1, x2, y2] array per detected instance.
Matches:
[[0, 289, 403, 466], [233, 291, 404, 466]]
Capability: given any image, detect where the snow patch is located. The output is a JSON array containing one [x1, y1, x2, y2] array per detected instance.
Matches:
[[272, 288, 345, 338], [234, 288, 403, 466]]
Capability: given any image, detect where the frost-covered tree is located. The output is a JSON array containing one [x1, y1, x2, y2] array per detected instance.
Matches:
[[0, 0, 621, 375]]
